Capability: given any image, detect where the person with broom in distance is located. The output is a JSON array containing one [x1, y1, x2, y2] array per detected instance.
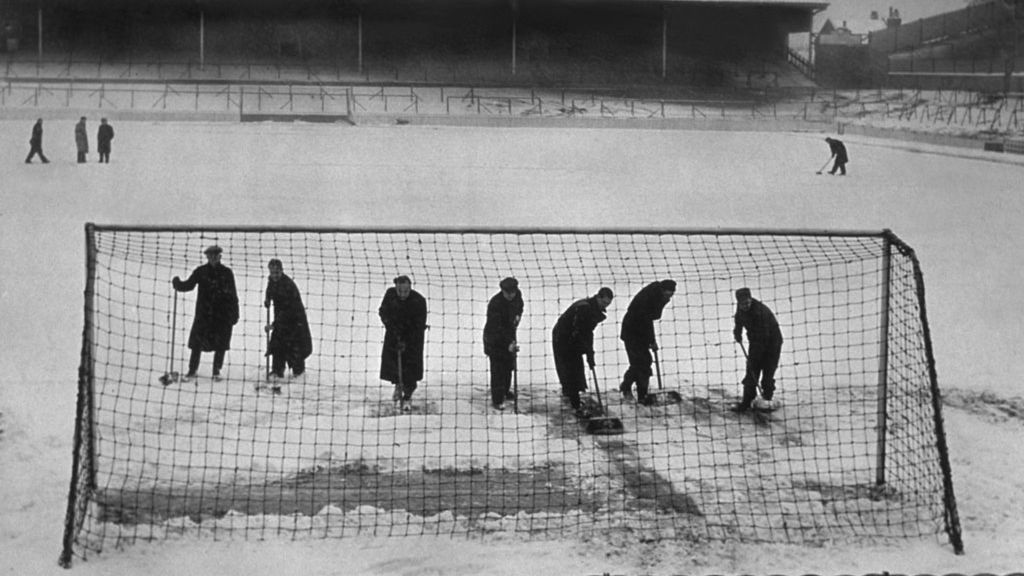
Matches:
[[172, 245, 239, 382], [264, 259, 313, 386], [824, 136, 849, 176], [552, 287, 614, 418], [378, 275, 428, 413], [483, 276, 524, 411], [619, 279, 676, 405], [731, 287, 783, 413]]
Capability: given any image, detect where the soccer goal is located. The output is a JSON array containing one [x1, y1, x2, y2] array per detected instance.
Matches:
[[59, 224, 963, 566]]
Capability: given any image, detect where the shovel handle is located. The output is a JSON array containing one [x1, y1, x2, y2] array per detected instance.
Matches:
[[588, 364, 604, 412], [652, 347, 664, 390]]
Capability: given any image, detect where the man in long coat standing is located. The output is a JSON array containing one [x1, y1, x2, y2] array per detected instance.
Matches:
[[74, 117, 88, 164], [173, 245, 240, 382], [96, 118, 114, 163], [264, 259, 313, 381], [619, 279, 675, 405], [379, 275, 428, 412]]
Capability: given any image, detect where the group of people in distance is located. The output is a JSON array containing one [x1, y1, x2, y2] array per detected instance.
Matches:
[[170, 246, 784, 416], [24, 117, 115, 164]]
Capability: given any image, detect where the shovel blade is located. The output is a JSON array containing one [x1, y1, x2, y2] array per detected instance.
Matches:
[[586, 416, 624, 435], [159, 371, 180, 386]]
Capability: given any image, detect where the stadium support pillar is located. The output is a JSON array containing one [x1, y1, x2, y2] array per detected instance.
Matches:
[[874, 233, 892, 487], [661, 5, 667, 80], [36, 3, 41, 61], [199, 8, 205, 70], [511, 0, 518, 76]]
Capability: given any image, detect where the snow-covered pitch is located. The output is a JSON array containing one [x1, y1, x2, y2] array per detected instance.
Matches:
[[3, 121, 1024, 575]]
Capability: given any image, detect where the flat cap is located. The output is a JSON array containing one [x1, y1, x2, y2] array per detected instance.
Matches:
[[203, 245, 222, 255]]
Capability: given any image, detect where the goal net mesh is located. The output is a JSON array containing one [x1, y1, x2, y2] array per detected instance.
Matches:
[[60, 226, 962, 565]]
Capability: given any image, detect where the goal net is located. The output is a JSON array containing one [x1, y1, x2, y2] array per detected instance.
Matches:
[[60, 225, 963, 566]]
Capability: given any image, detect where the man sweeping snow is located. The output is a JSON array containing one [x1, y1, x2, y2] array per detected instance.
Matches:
[[731, 287, 783, 413]]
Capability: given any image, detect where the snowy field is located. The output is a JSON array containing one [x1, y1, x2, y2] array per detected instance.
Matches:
[[2, 119, 1024, 575]]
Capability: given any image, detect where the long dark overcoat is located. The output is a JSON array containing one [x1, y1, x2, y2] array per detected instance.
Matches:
[[552, 297, 606, 356], [265, 273, 313, 362], [174, 263, 239, 351], [74, 121, 88, 153], [483, 290, 524, 361], [620, 281, 670, 347], [378, 287, 428, 383], [828, 139, 849, 163], [97, 123, 114, 154], [30, 122, 42, 146]]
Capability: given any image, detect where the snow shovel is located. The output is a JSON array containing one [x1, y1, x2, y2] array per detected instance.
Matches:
[[738, 341, 776, 412], [265, 306, 281, 394], [738, 341, 761, 396], [585, 365, 624, 435], [647, 348, 682, 405], [159, 291, 181, 386], [512, 354, 519, 415], [396, 344, 410, 413], [815, 157, 832, 175]]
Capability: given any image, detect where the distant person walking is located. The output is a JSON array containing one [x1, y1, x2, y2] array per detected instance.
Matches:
[[96, 118, 114, 163], [824, 137, 848, 176], [74, 117, 89, 164], [24, 118, 49, 164]]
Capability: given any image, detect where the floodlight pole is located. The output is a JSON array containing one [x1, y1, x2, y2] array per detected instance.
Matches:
[[199, 7, 205, 70], [874, 234, 892, 487], [36, 3, 42, 62], [511, 0, 518, 76], [661, 5, 667, 80]]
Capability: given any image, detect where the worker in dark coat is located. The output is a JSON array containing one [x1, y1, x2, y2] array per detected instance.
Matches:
[[619, 279, 676, 405], [552, 287, 613, 417], [96, 118, 114, 163], [264, 259, 313, 380], [74, 117, 88, 164], [483, 277, 524, 410], [379, 275, 428, 412], [732, 287, 783, 412], [24, 118, 49, 164], [825, 137, 849, 175], [172, 245, 240, 381]]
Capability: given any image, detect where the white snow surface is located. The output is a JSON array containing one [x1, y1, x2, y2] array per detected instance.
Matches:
[[2, 120, 1024, 575]]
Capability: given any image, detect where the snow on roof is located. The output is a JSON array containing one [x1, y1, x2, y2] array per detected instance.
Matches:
[[821, 17, 889, 35]]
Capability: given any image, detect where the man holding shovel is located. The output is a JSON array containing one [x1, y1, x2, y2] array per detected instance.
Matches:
[[619, 279, 676, 405], [378, 275, 428, 413], [483, 276, 524, 411], [732, 287, 783, 413], [552, 287, 613, 418], [172, 245, 239, 382]]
